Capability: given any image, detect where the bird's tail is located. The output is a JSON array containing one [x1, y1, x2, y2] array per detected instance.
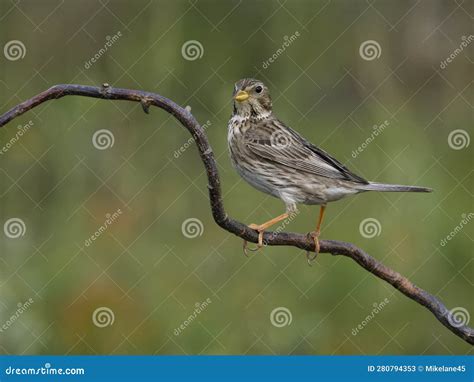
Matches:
[[359, 182, 433, 193]]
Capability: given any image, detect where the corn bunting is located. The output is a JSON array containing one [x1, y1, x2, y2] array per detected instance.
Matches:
[[227, 78, 432, 261]]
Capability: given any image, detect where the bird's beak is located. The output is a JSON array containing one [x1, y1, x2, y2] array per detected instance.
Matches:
[[234, 90, 249, 102]]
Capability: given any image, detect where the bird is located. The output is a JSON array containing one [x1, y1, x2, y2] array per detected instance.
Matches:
[[227, 78, 433, 261]]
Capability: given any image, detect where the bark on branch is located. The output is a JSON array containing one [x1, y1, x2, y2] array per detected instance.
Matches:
[[1, 84, 472, 345]]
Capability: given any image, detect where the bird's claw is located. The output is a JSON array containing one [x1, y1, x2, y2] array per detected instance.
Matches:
[[305, 231, 320, 266], [242, 224, 264, 257], [243, 240, 261, 257]]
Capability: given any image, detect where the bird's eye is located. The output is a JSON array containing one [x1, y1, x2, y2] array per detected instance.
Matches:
[[255, 85, 263, 93]]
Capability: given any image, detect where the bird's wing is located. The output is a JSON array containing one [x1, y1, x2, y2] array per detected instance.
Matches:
[[244, 119, 368, 184]]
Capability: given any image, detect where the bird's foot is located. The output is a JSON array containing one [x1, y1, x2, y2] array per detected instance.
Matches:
[[306, 230, 320, 266], [242, 223, 265, 257]]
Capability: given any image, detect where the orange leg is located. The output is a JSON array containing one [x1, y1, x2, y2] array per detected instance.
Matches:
[[243, 213, 290, 255], [307, 205, 326, 263]]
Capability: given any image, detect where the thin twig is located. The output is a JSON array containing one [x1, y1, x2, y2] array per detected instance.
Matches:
[[0, 84, 472, 345]]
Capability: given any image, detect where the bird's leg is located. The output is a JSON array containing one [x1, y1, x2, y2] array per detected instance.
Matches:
[[243, 212, 290, 256], [306, 205, 326, 264]]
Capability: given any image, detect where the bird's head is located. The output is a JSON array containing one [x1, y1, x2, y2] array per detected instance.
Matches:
[[232, 78, 272, 118]]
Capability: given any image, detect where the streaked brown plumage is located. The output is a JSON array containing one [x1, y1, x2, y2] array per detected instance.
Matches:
[[227, 78, 432, 260]]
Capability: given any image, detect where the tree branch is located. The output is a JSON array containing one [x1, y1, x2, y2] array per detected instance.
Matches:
[[1, 84, 472, 345]]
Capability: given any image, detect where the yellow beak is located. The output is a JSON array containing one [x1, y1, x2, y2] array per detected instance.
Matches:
[[234, 90, 249, 102]]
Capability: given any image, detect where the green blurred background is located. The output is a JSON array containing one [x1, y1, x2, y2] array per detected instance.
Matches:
[[0, 0, 472, 355]]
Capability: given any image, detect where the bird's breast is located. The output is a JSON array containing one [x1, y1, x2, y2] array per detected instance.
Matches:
[[227, 117, 248, 146]]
